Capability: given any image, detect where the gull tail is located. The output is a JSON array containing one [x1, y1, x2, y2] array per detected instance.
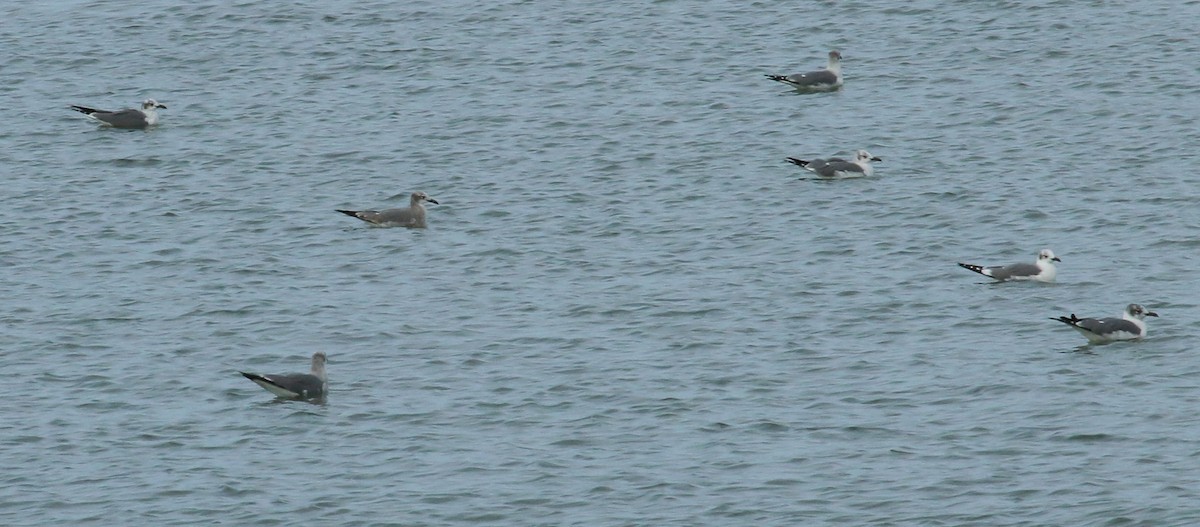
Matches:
[[957, 262, 990, 277], [68, 105, 101, 115], [785, 157, 810, 167]]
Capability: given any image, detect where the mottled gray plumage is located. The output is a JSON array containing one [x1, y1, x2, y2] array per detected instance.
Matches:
[[337, 191, 439, 228], [69, 99, 166, 129], [240, 352, 327, 400], [766, 50, 843, 90]]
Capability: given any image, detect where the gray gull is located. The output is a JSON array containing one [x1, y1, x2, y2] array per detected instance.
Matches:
[[786, 150, 880, 178], [958, 249, 1060, 283], [766, 50, 843, 91], [240, 352, 328, 400], [1052, 304, 1158, 344], [337, 191, 439, 228], [69, 99, 167, 129]]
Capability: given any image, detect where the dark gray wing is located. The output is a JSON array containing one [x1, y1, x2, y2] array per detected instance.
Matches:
[[811, 159, 865, 177], [786, 156, 845, 170], [89, 108, 150, 129], [986, 262, 1040, 280], [1073, 317, 1143, 337], [241, 372, 325, 399], [337, 207, 423, 227], [784, 70, 839, 87]]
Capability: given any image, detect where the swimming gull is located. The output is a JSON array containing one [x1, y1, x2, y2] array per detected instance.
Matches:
[[68, 99, 167, 129], [240, 352, 327, 400], [958, 249, 1060, 282], [337, 191, 439, 228], [786, 150, 881, 178], [1052, 304, 1158, 344], [765, 50, 843, 91]]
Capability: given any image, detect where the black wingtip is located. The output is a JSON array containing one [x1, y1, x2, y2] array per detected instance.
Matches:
[[957, 262, 985, 275], [1052, 314, 1080, 326], [68, 105, 99, 115], [335, 209, 359, 217], [785, 157, 809, 167]]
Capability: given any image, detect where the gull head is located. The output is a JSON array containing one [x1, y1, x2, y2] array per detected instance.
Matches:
[[142, 99, 167, 110], [828, 50, 842, 62], [413, 191, 439, 205], [854, 150, 881, 163], [311, 351, 327, 365], [1125, 304, 1158, 320], [1038, 249, 1061, 262]]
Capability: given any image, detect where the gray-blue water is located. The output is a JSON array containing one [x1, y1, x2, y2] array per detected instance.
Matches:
[[2, 1, 1200, 525]]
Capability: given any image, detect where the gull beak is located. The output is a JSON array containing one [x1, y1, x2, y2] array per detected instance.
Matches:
[[870, 156, 882, 162], [1146, 311, 1159, 317], [425, 198, 439, 205], [1051, 257, 1061, 262], [157, 103, 168, 109]]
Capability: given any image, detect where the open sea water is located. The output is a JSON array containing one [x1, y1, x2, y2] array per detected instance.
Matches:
[[2, 0, 1200, 525]]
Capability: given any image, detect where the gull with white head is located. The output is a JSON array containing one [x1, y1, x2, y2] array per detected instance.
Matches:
[[68, 99, 167, 129], [786, 150, 881, 178], [1052, 304, 1158, 344], [958, 249, 1060, 282]]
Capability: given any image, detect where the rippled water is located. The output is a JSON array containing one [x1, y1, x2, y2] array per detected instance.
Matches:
[[2, 0, 1200, 525]]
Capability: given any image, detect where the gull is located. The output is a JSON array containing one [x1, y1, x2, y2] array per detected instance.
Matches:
[[240, 352, 327, 400], [957, 249, 1060, 282], [1052, 304, 1158, 344], [765, 50, 843, 91], [68, 99, 167, 129], [786, 150, 881, 178], [337, 191, 439, 228]]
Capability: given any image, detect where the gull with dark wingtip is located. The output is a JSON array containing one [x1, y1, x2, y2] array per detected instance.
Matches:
[[1052, 304, 1158, 344], [786, 150, 881, 178], [765, 50, 843, 91], [958, 249, 1060, 282], [337, 191, 439, 228], [68, 99, 167, 129], [240, 352, 328, 400]]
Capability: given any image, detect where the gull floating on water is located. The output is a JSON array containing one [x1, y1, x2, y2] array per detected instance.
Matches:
[[68, 99, 167, 129], [1052, 304, 1158, 344], [958, 249, 1060, 283], [240, 352, 328, 400], [765, 50, 843, 91], [337, 191, 439, 228], [786, 150, 880, 178]]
